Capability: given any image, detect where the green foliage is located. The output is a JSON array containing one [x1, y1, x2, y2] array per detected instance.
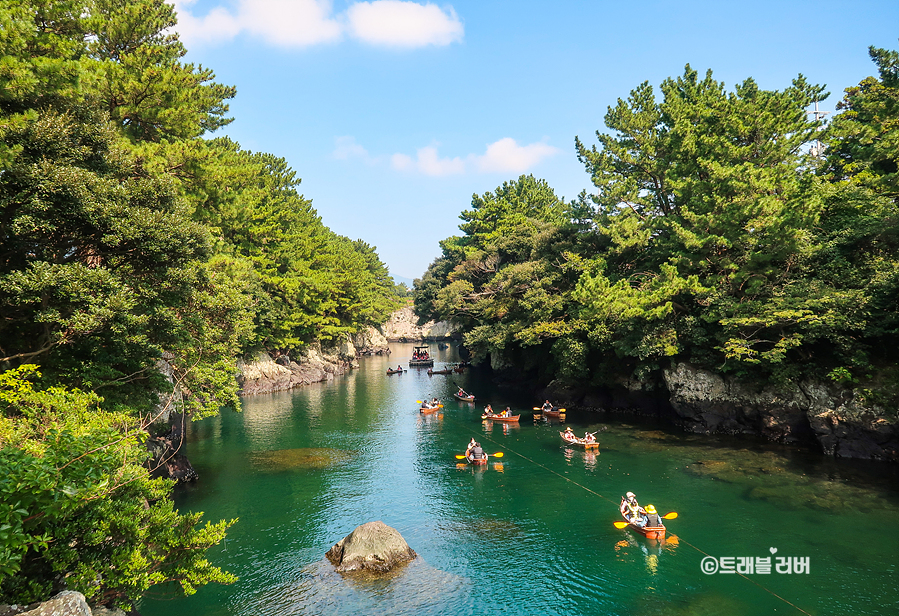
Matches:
[[0, 366, 236, 608], [177, 140, 399, 350], [414, 53, 899, 394], [824, 45, 899, 197], [0, 0, 399, 608]]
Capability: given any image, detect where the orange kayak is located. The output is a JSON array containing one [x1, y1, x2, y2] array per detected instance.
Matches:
[[621, 511, 666, 539]]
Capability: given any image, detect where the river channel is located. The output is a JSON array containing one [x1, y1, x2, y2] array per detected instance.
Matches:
[[141, 343, 898, 616]]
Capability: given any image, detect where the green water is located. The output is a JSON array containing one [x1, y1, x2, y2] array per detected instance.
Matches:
[[141, 343, 898, 616]]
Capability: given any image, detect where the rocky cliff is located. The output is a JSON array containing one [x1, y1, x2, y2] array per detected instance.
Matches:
[[663, 363, 898, 461], [237, 338, 359, 396], [382, 306, 458, 341], [545, 361, 898, 462]]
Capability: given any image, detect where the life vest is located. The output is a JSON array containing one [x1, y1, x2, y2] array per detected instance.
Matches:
[[471, 446, 486, 460], [625, 501, 640, 519]]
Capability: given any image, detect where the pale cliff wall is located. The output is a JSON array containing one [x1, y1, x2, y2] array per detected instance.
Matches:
[[382, 306, 458, 341], [237, 338, 359, 396]]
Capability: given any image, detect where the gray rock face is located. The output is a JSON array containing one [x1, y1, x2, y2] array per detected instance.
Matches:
[[663, 362, 898, 461], [325, 521, 416, 573], [17, 592, 91, 616], [352, 326, 391, 355]]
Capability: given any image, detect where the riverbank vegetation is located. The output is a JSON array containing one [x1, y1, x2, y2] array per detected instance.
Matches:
[[0, 0, 400, 609], [414, 47, 899, 409]]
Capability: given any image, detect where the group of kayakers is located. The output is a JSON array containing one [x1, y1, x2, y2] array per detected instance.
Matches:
[[412, 349, 430, 360], [421, 397, 441, 409], [620, 491, 664, 529]]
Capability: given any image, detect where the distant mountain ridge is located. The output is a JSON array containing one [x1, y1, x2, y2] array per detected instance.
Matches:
[[392, 274, 416, 288]]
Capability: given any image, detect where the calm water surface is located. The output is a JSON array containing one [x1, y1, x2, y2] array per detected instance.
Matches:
[[141, 343, 898, 616]]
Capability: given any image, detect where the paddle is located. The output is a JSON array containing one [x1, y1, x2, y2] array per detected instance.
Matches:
[[454, 452, 504, 459], [613, 512, 677, 528]]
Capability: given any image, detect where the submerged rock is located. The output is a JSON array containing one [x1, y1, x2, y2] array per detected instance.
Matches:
[[249, 448, 355, 471], [326, 521, 417, 573]]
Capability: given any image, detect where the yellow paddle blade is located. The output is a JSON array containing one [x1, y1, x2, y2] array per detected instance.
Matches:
[[532, 407, 541, 410], [491, 452, 504, 458], [557, 408, 566, 412], [613, 521, 630, 529], [416, 400, 424, 403], [663, 512, 678, 520], [455, 455, 466, 459]]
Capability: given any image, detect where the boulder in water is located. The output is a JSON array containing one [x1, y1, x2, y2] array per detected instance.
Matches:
[[325, 521, 416, 573]]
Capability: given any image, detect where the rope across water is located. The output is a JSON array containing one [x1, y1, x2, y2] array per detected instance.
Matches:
[[442, 414, 815, 616]]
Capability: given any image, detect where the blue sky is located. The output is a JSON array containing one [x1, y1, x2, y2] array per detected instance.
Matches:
[[172, 0, 898, 281]]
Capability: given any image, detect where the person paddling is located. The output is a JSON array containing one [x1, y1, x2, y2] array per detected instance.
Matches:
[[468, 441, 487, 463], [643, 504, 663, 528]]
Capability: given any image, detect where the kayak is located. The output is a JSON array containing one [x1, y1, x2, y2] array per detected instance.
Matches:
[[465, 454, 488, 465], [560, 431, 599, 449], [454, 392, 475, 402], [620, 511, 666, 540], [428, 368, 453, 375], [544, 409, 565, 418], [386, 369, 405, 375], [481, 414, 520, 422], [420, 404, 443, 414]]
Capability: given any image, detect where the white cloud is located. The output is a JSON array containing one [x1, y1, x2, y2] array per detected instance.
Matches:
[[474, 138, 560, 173], [390, 153, 414, 170], [347, 1, 463, 47], [390, 146, 464, 176], [174, 2, 241, 46], [416, 146, 465, 176], [240, 0, 342, 47], [173, 0, 462, 49], [384, 138, 558, 176], [333, 136, 371, 160]]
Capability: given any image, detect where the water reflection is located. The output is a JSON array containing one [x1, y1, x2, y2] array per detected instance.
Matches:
[[482, 419, 520, 435]]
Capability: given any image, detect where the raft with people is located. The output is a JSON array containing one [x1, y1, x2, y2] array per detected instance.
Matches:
[[560, 429, 599, 450], [409, 345, 434, 367], [481, 412, 520, 422]]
